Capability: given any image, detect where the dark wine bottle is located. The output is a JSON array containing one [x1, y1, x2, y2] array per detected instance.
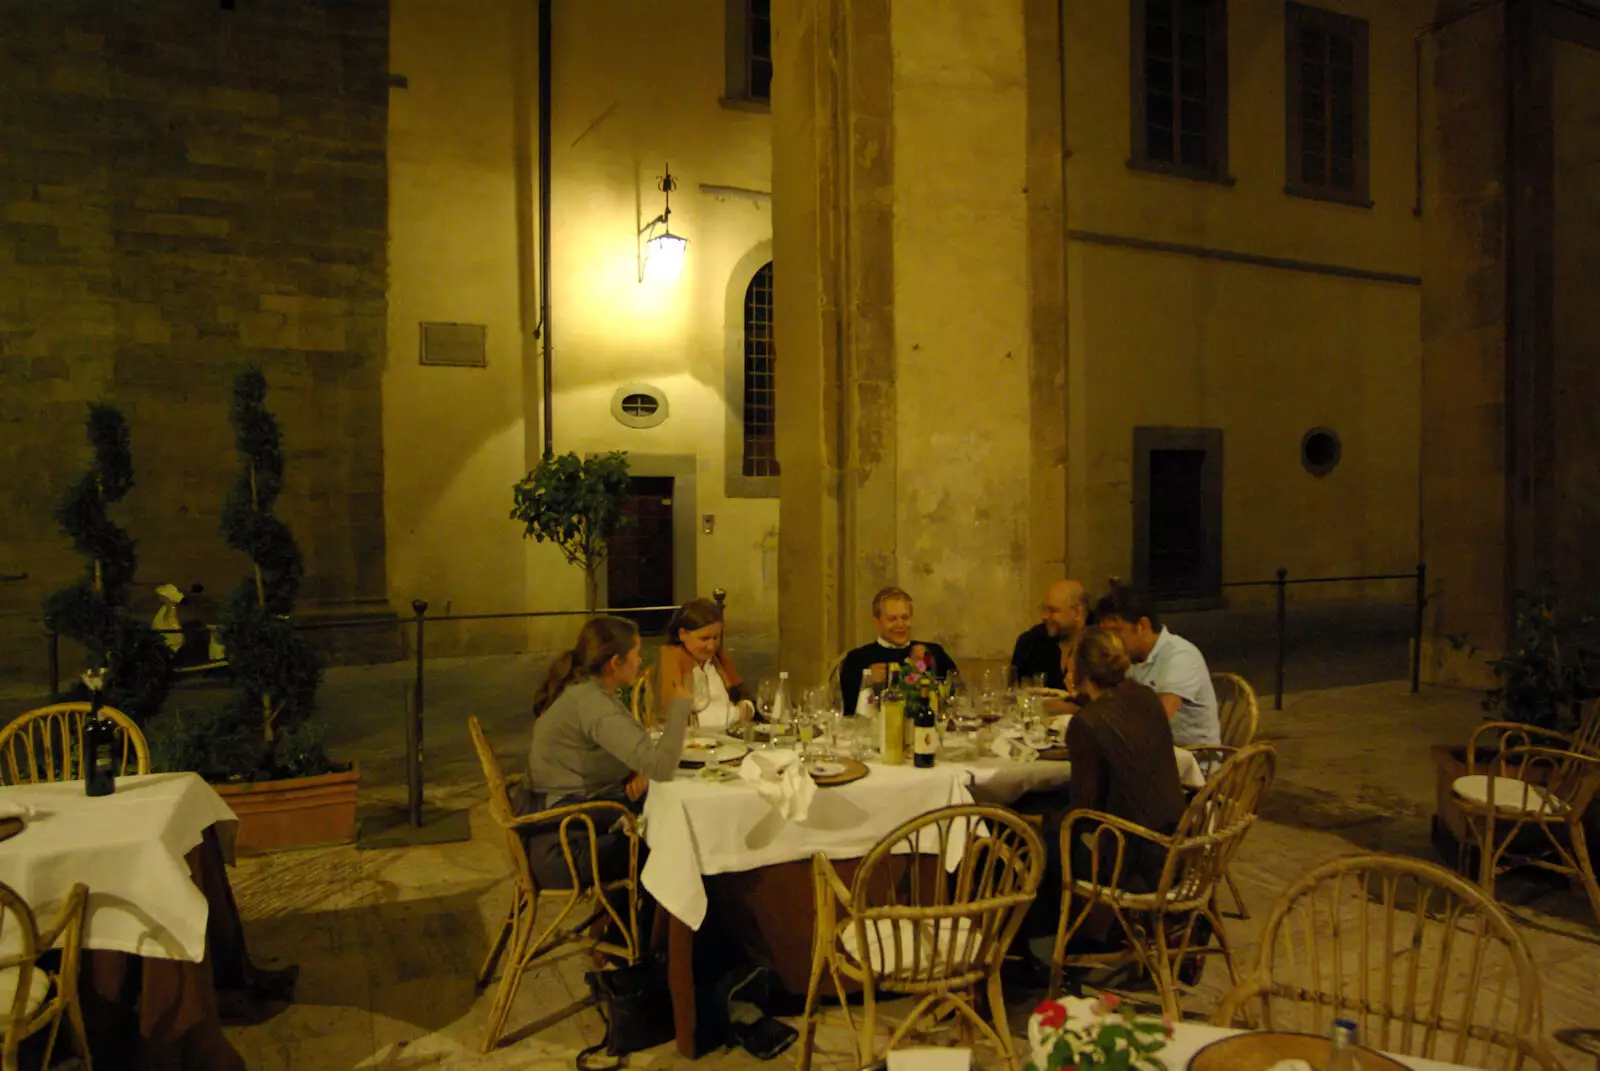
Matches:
[[912, 696, 937, 769], [84, 683, 116, 797]]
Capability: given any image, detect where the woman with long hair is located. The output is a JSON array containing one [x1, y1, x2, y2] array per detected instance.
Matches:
[[520, 615, 689, 887], [655, 597, 753, 730]]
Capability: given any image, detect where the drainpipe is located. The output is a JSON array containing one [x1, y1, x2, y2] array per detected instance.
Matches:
[[538, 0, 554, 459]]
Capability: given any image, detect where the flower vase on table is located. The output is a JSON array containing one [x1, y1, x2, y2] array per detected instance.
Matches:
[[1026, 994, 1171, 1071]]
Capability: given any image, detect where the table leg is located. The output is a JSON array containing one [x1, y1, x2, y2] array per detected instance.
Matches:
[[668, 912, 699, 1057]]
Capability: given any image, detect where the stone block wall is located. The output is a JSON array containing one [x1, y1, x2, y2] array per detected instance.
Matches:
[[0, 0, 394, 684]]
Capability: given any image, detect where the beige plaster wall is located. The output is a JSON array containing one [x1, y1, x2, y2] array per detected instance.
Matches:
[[385, 0, 778, 655], [1062, 0, 1427, 601], [889, 0, 1036, 659]]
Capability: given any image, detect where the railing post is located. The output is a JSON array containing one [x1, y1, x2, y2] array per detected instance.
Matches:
[[1274, 568, 1288, 711], [1412, 562, 1426, 695], [48, 631, 59, 698], [409, 599, 428, 829]]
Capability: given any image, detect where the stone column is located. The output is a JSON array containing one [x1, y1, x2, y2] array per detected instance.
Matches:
[[1420, 0, 1600, 683], [774, 0, 1067, 680]]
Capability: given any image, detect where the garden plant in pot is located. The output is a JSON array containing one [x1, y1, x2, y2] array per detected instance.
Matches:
[[151, 368, 356, 853], [42, 403, 170, 722]]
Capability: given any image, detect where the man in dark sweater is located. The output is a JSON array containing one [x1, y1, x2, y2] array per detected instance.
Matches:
[[1010, 579, 1091, 690], [840, 586, 958, 715]]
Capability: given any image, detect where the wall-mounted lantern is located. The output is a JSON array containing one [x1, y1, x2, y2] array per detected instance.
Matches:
[[639, 163, 688, 284]]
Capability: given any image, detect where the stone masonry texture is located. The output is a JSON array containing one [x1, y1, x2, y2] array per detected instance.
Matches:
[[0, 0, 392, 680]]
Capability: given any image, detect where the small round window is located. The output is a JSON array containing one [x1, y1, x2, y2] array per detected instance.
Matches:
[[610, 383, 668, 429], [1301, 427, 1342, 477]]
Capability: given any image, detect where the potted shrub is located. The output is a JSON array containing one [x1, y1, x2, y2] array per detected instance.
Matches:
[[1431, 595, 1600, 870], [510, 450, 631, 612], [42, 404, 170, 721], [151, 369, 356, 853]]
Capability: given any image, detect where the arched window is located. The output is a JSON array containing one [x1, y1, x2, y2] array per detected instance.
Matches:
[[741, 262, 778, 477]]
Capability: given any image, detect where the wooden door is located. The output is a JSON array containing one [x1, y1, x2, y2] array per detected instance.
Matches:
[[607, 476, 675, 634]]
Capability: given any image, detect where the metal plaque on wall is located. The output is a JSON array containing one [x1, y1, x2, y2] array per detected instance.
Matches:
[[419, 322, 487, 367]]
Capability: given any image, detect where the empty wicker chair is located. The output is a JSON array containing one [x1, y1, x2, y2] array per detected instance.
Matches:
[[1452, 720, 1600, 925], [1215, 853, 1562, 1070], [1048, 742, 1277, 1020], [0, 703, 149, 785], [467, 716, 643, 1052], [796, 804, 1045, 1071], [0, 880, 89, 1071]]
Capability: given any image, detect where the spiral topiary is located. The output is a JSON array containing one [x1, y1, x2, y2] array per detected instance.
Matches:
[[41, 405, 170, 721], [217, 367, 325, 780]]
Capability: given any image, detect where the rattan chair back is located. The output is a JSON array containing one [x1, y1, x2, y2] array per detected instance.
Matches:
[[1211, 672, 1260, 750], [0, 702, 149, 785]]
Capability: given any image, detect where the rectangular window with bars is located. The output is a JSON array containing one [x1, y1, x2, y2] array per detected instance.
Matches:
[[1284, 3, 1370, 205], [742, 263, 778, 478], [1130, 0, 1229, 181], [748, 0, 771, 103]]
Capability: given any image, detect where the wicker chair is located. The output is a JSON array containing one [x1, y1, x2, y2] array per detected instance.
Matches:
[[0, 881, 89, 1071], [796, 804, 1045, 1071], [1452, 720, 1600, 925], [630, 664, 657, 724], [1186, 740, 1251, 920], [0, 703, 149, 785], [1048, 742, 1277, 1020], [1215, 853, 1563, 1071], [1211, 672, 1260, 750], [467, 716, 642, 1053]]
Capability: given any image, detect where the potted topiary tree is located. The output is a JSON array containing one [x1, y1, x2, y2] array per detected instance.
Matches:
[[510, 450, 631, 611], [154, 368, 357, 853], [43, 404, 169, 721]]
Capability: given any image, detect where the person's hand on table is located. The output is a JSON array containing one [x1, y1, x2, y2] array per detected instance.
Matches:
[[734, 699, 756, 723], [625, 773, 649, 802]]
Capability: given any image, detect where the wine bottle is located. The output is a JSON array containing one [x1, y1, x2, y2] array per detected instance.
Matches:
[[913, 694, 937, 768], [879, 664, 906, 765], [83, 668, 116, 797]]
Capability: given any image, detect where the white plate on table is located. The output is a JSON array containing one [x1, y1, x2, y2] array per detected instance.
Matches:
[[807, 761, 847, 778], [679, 739, 750, 767]]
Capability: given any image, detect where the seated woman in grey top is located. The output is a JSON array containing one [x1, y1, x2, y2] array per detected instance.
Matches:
[[519, 616, 690, 888]]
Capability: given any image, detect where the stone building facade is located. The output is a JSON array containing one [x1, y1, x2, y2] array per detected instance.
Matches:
[[3, 0, 1597, 689]]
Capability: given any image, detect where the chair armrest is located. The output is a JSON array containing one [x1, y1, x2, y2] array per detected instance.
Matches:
[[506, 799, 639, 838], [1211, 978, 1264, 1028], [811, 853, 854, 911], [1467, 722, 1582, 770]]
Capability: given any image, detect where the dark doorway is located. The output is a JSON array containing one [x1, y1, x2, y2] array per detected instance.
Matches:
[[607, 477, 675, 634], [1133, 427, 1223, 605], [1148, 449, 1206, 597]]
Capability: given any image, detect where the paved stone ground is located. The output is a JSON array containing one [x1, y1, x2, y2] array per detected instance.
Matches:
[[220, 679, 1600, 1071]]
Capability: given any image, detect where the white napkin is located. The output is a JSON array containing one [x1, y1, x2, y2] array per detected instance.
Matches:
[[889, 1049, 971, 1071], [989, 736, 1039, 763], [0, 800, 31, 821], [738, 749, 816, 822], [1265, 1062, 1315, 1071], [1048, 713, 1073, 735]]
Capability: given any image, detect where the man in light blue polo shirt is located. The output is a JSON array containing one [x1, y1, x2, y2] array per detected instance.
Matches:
[[1093, 585, 1220, 748]]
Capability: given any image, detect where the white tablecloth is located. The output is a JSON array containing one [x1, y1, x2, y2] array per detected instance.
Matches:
[[960, 747, 1204, 806], [1160, 1023, 1480, 1070], [643, 763, 975, 930], [0, 773, 239, 962]]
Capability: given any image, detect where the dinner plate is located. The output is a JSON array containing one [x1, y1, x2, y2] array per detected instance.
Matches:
[[1186, 1031, 1411, 1071], [809, 757, 870, 787], [807, 761, 847, 778], [679, 740, 750, 767]]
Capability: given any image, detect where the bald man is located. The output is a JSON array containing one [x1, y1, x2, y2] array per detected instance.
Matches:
[[1010, 580, 1091, 691]]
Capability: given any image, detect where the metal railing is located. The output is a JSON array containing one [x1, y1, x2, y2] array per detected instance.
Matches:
[[43, 590, 725, 831], [1218, 563, 1426, 711]]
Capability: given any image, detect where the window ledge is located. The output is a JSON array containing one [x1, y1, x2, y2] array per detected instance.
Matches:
[[1126, 158, 1237, 187], [718, 96, 771, 115], [1284, 184, 1375, 209]]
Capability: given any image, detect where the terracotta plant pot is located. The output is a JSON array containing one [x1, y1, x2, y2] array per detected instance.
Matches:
[[214, 764, 360, 854]]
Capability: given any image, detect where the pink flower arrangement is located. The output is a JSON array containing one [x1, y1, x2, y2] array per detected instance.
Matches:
[[1025, 994, 1171, 1071]]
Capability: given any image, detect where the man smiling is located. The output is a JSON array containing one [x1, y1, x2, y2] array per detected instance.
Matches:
[[839, 586, 958, 715]]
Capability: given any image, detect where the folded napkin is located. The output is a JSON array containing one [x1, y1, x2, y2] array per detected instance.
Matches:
[[989, 735, 1039, 763], [1048, 713, 1073, 735], [1265, 1062, 1314, 1071], [738, 749, 816, 822], [0, 800, 31, 821]]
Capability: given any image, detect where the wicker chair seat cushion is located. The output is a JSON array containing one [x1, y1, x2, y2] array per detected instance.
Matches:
[[1452, 775, 1569, 816], [837, 917, 979, 979], [0, 966, 49, 1026]]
